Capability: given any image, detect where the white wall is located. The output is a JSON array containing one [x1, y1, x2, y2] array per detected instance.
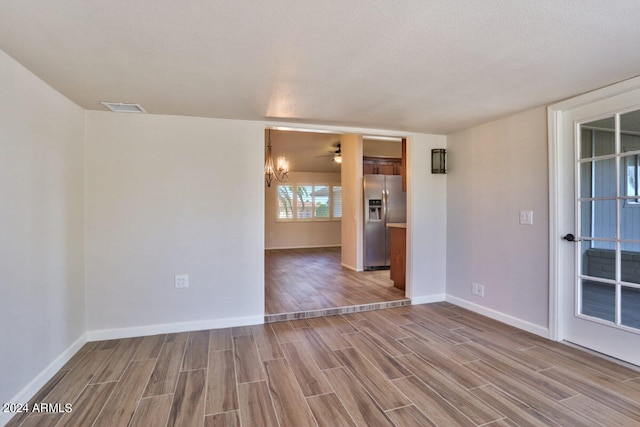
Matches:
[[340, 134, 364, 270], [446, 106, 549, 332], [363, 139, 402, 157], [406, 134, 448, 302], [265, 171, 341, 249], [85, 112, 265, 335], [0, 49, 85, 408]]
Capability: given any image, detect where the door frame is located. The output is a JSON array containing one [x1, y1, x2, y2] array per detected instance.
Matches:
[[548, 76, 640, 342]]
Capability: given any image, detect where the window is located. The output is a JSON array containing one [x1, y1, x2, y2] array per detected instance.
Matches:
[[276, 183, 342, 221], [332, 186, 342, 218], [314, 185, 330, 218], [297, 185, 313, 219], [277, 185, 295, 219]]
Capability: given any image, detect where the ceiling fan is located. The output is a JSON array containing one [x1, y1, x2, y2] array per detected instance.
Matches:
[[316, 143, 342, 163]]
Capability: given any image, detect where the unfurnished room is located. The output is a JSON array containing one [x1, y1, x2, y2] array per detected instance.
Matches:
[[2, 1, 640, 426]]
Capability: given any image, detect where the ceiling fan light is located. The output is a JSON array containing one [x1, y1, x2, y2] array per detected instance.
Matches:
[[334, 154, 342, 164]]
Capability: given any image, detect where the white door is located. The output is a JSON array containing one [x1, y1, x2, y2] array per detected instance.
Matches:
[[553, 85, 640, 365]]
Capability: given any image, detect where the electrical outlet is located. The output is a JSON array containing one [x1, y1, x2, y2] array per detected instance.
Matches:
[[175, 274, 189, 289], [472, 282, 484, 297]]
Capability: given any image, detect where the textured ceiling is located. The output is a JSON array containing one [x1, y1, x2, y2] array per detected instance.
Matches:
[[2, 1, 640, 134], [269, 129, 342, 173]]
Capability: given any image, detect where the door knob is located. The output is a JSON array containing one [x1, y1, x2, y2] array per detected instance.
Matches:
[[562, 233, 579, 242]]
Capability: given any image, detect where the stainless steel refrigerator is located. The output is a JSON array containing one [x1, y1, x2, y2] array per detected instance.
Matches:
[[363, 174, 406, 270]]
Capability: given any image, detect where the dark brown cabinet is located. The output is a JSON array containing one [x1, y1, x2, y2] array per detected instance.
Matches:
[[389, 226, 406, 290], [363, 156, 402, 175]]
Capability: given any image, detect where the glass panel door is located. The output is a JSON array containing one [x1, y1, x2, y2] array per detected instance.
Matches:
[[553, 82, 640, 366], [577, 110, 640, 332]]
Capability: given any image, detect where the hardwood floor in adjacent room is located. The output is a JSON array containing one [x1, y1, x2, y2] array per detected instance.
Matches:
[[8, 302, 640, 427], [265, 247, 407, 315]]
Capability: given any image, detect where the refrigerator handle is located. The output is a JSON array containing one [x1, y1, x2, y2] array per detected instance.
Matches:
[[383, 189, 389, 223]]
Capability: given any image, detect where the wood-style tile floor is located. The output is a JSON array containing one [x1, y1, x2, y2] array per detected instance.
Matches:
[[265, 247, 407, 315], [8, 302, 640, 426]]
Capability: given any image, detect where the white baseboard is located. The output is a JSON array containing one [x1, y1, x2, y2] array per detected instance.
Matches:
[[265, 244, 341, 250], [86, 315, 265, 341], [446, 295, 550, 339], [340, 263, 362, 272], [411, 294, 446, 305], [1, 333, 88, 426]]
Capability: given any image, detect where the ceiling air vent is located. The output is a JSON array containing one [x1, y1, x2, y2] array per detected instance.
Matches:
[[100, 102, 147, 113]]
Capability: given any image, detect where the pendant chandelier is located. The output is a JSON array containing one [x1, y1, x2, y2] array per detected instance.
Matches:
[[264, 129, 289, 187]]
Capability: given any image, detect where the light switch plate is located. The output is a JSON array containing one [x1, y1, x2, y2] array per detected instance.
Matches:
[[519, 210, 533, 225]]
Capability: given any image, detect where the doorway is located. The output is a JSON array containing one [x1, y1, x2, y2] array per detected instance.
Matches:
[[550, 80, 640, 365], [264, 128, 409, 318]]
